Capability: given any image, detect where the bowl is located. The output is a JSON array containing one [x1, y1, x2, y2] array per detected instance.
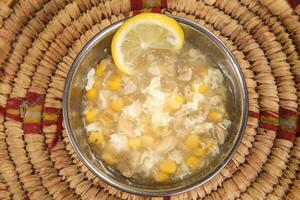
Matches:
[[63, 15, 248, 196]]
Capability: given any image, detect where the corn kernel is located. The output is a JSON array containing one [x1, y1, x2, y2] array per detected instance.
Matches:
[[101, 151, 117, 165], [184, 134, 199, 149], [186, 156, 200, 170], [154, 172, 169, 182], [107, 75, 122, 90], [194, 147, 207, 157], [159, 159, 177, 174], [128, 138, 141, 149], [207, 141, 215, 149], [198, 84, 207, 93], [208, 111, 222, 123], [110, 98, 124, 112], [199, 66, 208, 76], [96, 63, 105, 77], [88, 132, 104, 144], [86, 88, 97, 101], [85, 108, 98, 123], [141, 135, 154, 147], [192, 82, 207, 94], [166, 93, 185, 111]]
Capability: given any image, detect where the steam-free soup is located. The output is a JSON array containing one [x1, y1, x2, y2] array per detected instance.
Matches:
[[82, 42, 231, 183]]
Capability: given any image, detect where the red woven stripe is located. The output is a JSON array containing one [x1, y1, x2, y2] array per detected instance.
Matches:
[[279, 108, 298, 117], [133, 7, 162, 15], [49, 113, 63, 149], [6, 98, 22, 109], [289, 0, 300, 8], [43, 120, 58, 126], [277, 130, 296, 141], [133, 9, 142, 15], [297, 128, 300, 138], [160, 0, 167, 8], [27, 92, 44, 105], [43, 107, 60, 114], [261, 123, 278, 132], [249, 111, 260, 119], [6, 113, 22, 122], [260, 111, 278, 118], [131, 0, 143, 10], [151, 7, 161, 13], [0, 106, 4, 116], [296, 115, 300, 138], [23, 123, 41, 134]]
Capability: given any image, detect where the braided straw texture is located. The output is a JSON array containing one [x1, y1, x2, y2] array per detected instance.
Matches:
[[1, 0, 300, 199]]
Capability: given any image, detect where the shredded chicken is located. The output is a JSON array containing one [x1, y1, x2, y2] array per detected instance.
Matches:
[[117, 151, 142, 178], [165, 62, 176, 76], [155, 135, 178, 154], [177, 66, 192, 82], [162, 78, 177, 91], [209, 125, 228, 145], [122, 80, 137, 95], [117, 116, 135, 137]]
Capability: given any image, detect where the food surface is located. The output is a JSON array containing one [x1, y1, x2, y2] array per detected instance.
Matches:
[[82, 14, 231, 183], [111, 13, 184, 75]]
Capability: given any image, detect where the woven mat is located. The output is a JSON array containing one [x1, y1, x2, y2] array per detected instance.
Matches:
[[1, 0, 300, 199]]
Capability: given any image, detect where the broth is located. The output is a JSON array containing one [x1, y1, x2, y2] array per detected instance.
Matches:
[[82, 41, 231, 183]]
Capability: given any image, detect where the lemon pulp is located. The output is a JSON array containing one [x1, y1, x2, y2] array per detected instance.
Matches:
[[111, 13, 184, 75]]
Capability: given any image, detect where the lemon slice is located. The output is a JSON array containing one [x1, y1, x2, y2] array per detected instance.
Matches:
[[111, 13, 184, 75]]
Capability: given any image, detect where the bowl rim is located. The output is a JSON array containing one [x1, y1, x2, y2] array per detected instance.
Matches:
[[63, 15, 249, 197]]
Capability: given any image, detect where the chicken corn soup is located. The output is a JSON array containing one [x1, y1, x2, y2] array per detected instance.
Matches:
[[82, 43, 231, 183]]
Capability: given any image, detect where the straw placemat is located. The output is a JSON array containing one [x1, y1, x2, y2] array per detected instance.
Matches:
[[1, 0, 300, 199]]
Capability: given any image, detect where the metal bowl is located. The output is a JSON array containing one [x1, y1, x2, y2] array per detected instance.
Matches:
[[63, 16, 248, 196]]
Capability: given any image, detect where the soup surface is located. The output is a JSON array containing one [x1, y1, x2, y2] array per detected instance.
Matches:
[[82, 42, 231, 183]]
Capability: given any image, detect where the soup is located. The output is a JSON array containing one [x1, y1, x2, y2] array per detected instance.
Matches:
[[82, 41, 231, 183]]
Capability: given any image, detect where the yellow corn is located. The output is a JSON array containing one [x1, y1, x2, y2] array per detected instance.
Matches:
[[141, 135, 154, 147], [198, 84, 207, 93], [107, 75, 122, 90], [101, 145, 116, 165], [96, 63, 105, 77], [186, 156, 200, 170], [88, 132, 104, 144], [101, 151, 117, 165], [194, 147, 207, 157], [86, 88, 97, 101], [200, 136, 215, 150], [85, 108, 98, 123], [110, 97, 124, 112], [159, 159, 177, 174], [184, 134, 199, 149], [199, 66, 208, 76], [154, 172, 169, 182], [192, 82, 207, 94], [207, 140, 215, 149], [208, 111, 222, 123], [166, 93, 185, 111], [128, 138, 141, 149]]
